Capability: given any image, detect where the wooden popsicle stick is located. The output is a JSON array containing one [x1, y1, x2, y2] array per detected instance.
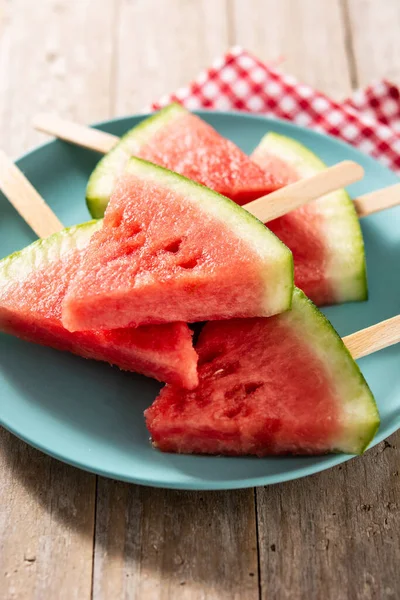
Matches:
[[0, 150, 64, 238], [33, 113, 118, 154], [343, 315, 400, 360], [353, 182, 400, 218], [244, 161, 364, 222]]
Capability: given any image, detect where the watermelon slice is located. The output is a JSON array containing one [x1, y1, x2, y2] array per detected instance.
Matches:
[[86, 103, 281, 218], [63, 158, 293, 332], [251, 132, 367, 306], [145, 288, 379, 456], [0, 222, 198, 389]]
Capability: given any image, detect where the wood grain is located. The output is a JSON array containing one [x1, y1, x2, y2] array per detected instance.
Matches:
[[346, 0, 400, 86], [257, 437, 400, 600], [0, 0, 115, 157], [93, 481, 259, 600], [0, 430, 96, 600], [234, 3, 398, 599], [90, 4, 260, 599], [252, 2, 400, 598], [113, 0, 230, 114], [232, 0, 353, 98], [0, 1, 115, 597]]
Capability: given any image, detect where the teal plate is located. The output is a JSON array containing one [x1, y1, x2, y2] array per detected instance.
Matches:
[[1, 111, 400, 490]]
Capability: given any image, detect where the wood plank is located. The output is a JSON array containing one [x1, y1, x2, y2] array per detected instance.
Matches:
[[93, 4, 259, 598], [279, 8, 400, 596], [256, 435, 400, 599], [0, 0, 116, 157], [93, 481, 259, 600], [0, 0, 116, 597], [232, 0, 353, 98], [113, 0, 230, 114], [0, 430, 96, 600], [242, 2, 400, 598], [346, 0, 400, 86], [231, 3, 400, 599]]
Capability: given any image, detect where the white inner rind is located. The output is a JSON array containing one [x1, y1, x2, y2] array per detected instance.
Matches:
[[124, 157, 294, 318], [0, 221, 101, 285], [253, 132, 367, 303]]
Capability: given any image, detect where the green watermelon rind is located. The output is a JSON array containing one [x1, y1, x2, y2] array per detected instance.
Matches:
[[286, 288, 379, 454], [86, 103, 187, 218], [0, 220, 102, 282], [123, 156, 294, 318], [253, 132, 368, 304]]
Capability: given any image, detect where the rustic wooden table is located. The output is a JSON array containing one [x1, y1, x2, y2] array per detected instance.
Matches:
[[1, 1, 400, 598]]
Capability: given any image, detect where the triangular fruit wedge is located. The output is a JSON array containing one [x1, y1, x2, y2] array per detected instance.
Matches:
[[145, 288, 379, 456], [63, 159, 293, 331], [251, 132, 367, 306], [86, 103, 282, 218], [0, 222, 198, 389]]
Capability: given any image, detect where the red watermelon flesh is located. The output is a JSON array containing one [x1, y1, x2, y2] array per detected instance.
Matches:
[[137, 110, 280, 203], [86, 103, 283, 219], [63, 158, 293, 332], [145, 288, 379, 456], [251, 133, 367, 306], [0, 222, 198, 389]]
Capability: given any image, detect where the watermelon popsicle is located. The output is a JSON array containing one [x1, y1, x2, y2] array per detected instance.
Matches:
[[0, 221, 199, 389], [0, 150, 200, 388], [145, 288, 380, 457], [62, 158, 294, 332], [34, 105, 384, 310], [251, 133, 367, 306]]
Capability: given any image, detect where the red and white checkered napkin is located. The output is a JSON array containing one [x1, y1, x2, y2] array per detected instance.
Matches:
[[148, 46, 400, 174]]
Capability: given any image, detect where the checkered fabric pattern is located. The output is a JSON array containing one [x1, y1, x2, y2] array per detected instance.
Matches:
[[147, 46, 400, 173]]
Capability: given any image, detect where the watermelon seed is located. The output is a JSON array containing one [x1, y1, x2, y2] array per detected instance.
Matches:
[[127, 222, 143, 235], [223, 402, 249, 419], [224, 381, 263, 403], [178, 257, 199, 269], [224, 384, 242, 400], [102, 237, 144, 264], [109, 212, 123, 227], [244, 382, 264, 395], [164, 239, 182, 253], [124, 244, 139, 257]]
